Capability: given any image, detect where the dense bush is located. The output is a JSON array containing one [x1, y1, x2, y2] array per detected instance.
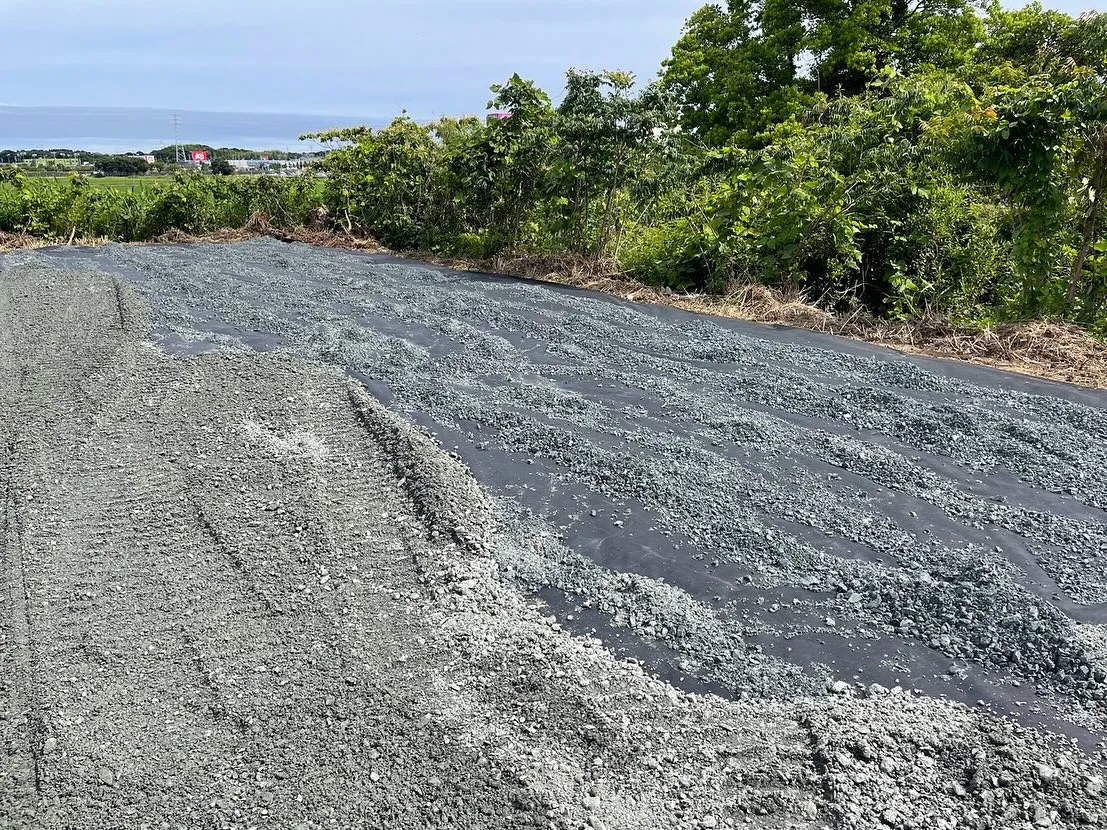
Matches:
[[0, 170, 319, 241], [298, 4, 1106, 330]]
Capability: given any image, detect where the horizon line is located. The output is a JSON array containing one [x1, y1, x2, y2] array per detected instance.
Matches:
[[0, 103, 477, 122]]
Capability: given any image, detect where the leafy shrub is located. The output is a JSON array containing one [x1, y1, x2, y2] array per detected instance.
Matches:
[[0, 183, 21, 232]]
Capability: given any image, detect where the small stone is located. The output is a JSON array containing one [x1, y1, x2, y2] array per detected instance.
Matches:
[[43, 737, 57, 755], [1037, 764, 1056, 784], [97, 767, 114, 786], [1086, 775, 1103, 796], [700, 816, 718, 828], [830, 680, 851, 695], [881, 808, 899, 826], [799, 800, 818, 819]]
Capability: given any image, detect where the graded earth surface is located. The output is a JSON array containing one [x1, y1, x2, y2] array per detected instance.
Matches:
[[1, 240, 1105, 829]]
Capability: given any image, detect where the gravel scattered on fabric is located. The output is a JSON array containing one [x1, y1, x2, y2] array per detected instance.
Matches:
[[3, 242, 1106, 829]]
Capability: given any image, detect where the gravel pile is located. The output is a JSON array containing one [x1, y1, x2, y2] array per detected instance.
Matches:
[[802, 688, 1106, 829], [3, 243, 1105, 827], [1, 261, 822, 828], [53, 239, 1105, 735]]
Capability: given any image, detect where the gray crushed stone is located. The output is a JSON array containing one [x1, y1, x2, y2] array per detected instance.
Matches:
[[2, 242, 1106, 828], [60, 239, 1107, 734], [0, 263, 815, 829]]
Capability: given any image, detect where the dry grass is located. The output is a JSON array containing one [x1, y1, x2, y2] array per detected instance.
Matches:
[[0, 231, 109, 252], [3, 228, 1104, 389], [152, 213, 386, 252], [419, 251, 1107, 390]]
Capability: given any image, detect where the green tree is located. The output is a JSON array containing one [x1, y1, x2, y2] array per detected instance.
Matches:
[[663, 0, 807, 146], [977, 3, 1107, 79], [94, 155, 150, 177], [442, 74, 556, 252], [662, 0, 984, 145], [550, 70, 680, 256], [309, 117, 443, 248], [211, 158, 234, 176], [941, 64, 1107, 317]]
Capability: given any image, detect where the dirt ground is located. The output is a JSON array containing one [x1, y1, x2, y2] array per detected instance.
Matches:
[[1, 247, 1106, 829]]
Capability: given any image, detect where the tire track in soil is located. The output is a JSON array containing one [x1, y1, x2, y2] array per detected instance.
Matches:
[[0, 267, 251, 826], [0, 455, 45, 823], [0, 272, 38, 823]]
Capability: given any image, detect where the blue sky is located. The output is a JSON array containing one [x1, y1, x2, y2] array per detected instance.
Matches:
[[0, 0, 704, 117], [0, 0, 1102, 118]]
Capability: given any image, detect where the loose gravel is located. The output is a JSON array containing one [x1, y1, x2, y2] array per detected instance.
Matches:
[[2, 241, 1106, 829]]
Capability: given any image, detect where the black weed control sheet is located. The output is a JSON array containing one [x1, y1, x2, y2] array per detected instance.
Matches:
[[38, 241, 1107, 748]]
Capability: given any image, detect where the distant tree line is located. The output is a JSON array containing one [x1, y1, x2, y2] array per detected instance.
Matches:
[[147, 146, 310, 163], [1, 147, 314, 168], [93, 156, 151, 176]]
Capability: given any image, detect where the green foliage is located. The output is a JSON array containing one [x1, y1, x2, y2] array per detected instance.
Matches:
[[433, 75, 557, 252], [94, 155, 150, 177], [977, 2, 1107, 79], [662, 0, 984, 146], [5, 5, 1107, 335], [309, 116, 444, 248], [662, 0, 811, 147], [548, 70, 679, 256], [307, 72, 677, 258], [0, 171, 319, 241]]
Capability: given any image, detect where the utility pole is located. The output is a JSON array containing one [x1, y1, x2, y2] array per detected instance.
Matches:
[[172, 113, 184, 165]]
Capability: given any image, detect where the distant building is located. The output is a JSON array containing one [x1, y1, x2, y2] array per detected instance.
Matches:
[[227, 157, 319, 174]]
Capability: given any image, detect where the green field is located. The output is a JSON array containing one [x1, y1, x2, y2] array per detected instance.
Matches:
[[23, 175, 172, 191], [89, 176, 172, 190]]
